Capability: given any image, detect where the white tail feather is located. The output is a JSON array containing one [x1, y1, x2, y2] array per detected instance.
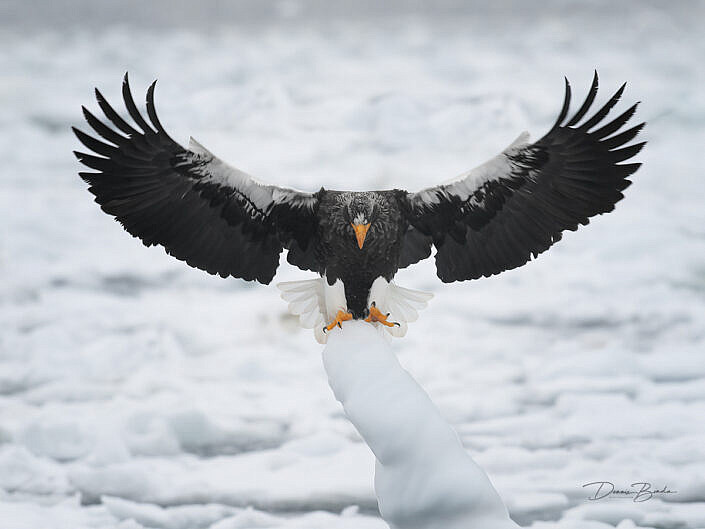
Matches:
[[278, 277, 346, 344], [368, 278, 433, 338], [278, 277, 432, 343]]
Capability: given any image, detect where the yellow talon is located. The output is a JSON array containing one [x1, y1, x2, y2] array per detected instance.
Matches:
[[365, 302, 399, 328], [324, 309, 353, 332]]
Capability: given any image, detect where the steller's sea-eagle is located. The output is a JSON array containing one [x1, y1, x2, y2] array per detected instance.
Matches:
[[74, 72, 645, 343]]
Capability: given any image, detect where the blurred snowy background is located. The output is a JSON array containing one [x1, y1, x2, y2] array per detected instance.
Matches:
[[1, 1, 705, 528]]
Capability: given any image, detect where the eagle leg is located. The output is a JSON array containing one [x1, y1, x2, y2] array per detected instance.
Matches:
[[365, 302, 400, 328], [324, 309, 353, 332]]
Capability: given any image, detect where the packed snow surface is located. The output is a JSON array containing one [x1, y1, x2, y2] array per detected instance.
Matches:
[[324, 321, 519, 529], [2, 1, 705, 528]]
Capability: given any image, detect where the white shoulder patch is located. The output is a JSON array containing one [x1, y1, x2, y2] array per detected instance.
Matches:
[[414, 131, 532, 204], [187, 136, 274, 211], [188, 136, 213, 157]]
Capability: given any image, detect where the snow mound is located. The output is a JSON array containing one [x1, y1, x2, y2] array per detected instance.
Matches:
[[323, 321, 519, 529]]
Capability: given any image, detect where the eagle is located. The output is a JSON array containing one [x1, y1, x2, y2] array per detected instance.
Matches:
[[74, 72, 645, 343]]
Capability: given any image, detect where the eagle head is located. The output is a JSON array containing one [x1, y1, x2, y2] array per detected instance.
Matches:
[[337, 192, 380, 250]]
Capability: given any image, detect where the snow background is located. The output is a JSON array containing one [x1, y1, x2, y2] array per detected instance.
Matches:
[[2, 1, 705, 527]]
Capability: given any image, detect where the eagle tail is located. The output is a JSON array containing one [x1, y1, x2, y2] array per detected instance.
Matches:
[[278, 277, 432, 343], [368, 278, 434, 338]]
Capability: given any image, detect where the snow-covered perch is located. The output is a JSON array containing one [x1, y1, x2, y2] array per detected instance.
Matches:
[[323, 321, 519, 529]]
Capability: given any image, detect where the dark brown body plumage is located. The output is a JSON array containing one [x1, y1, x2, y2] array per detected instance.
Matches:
[[317, 191, 407, 318]]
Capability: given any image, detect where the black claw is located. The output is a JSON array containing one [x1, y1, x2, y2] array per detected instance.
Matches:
[[371, 301, 376, 307], [394, 322, 401, 327], [337, 321, 342, 329], [386, 312, 390, 317]]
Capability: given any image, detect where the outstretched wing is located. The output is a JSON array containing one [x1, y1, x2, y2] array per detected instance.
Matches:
[[403, 72, 645, 282], [74, 74, 319, 284]]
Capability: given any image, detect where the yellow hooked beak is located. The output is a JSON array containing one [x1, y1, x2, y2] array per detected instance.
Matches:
[[352, 223, 371, 249]]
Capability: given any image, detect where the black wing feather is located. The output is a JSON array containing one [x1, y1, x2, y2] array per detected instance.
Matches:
[[404, 73, 645, 282], [398, 225, 433, 268], [74, 75, 319, 283], [566, 71, 599, 126]]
